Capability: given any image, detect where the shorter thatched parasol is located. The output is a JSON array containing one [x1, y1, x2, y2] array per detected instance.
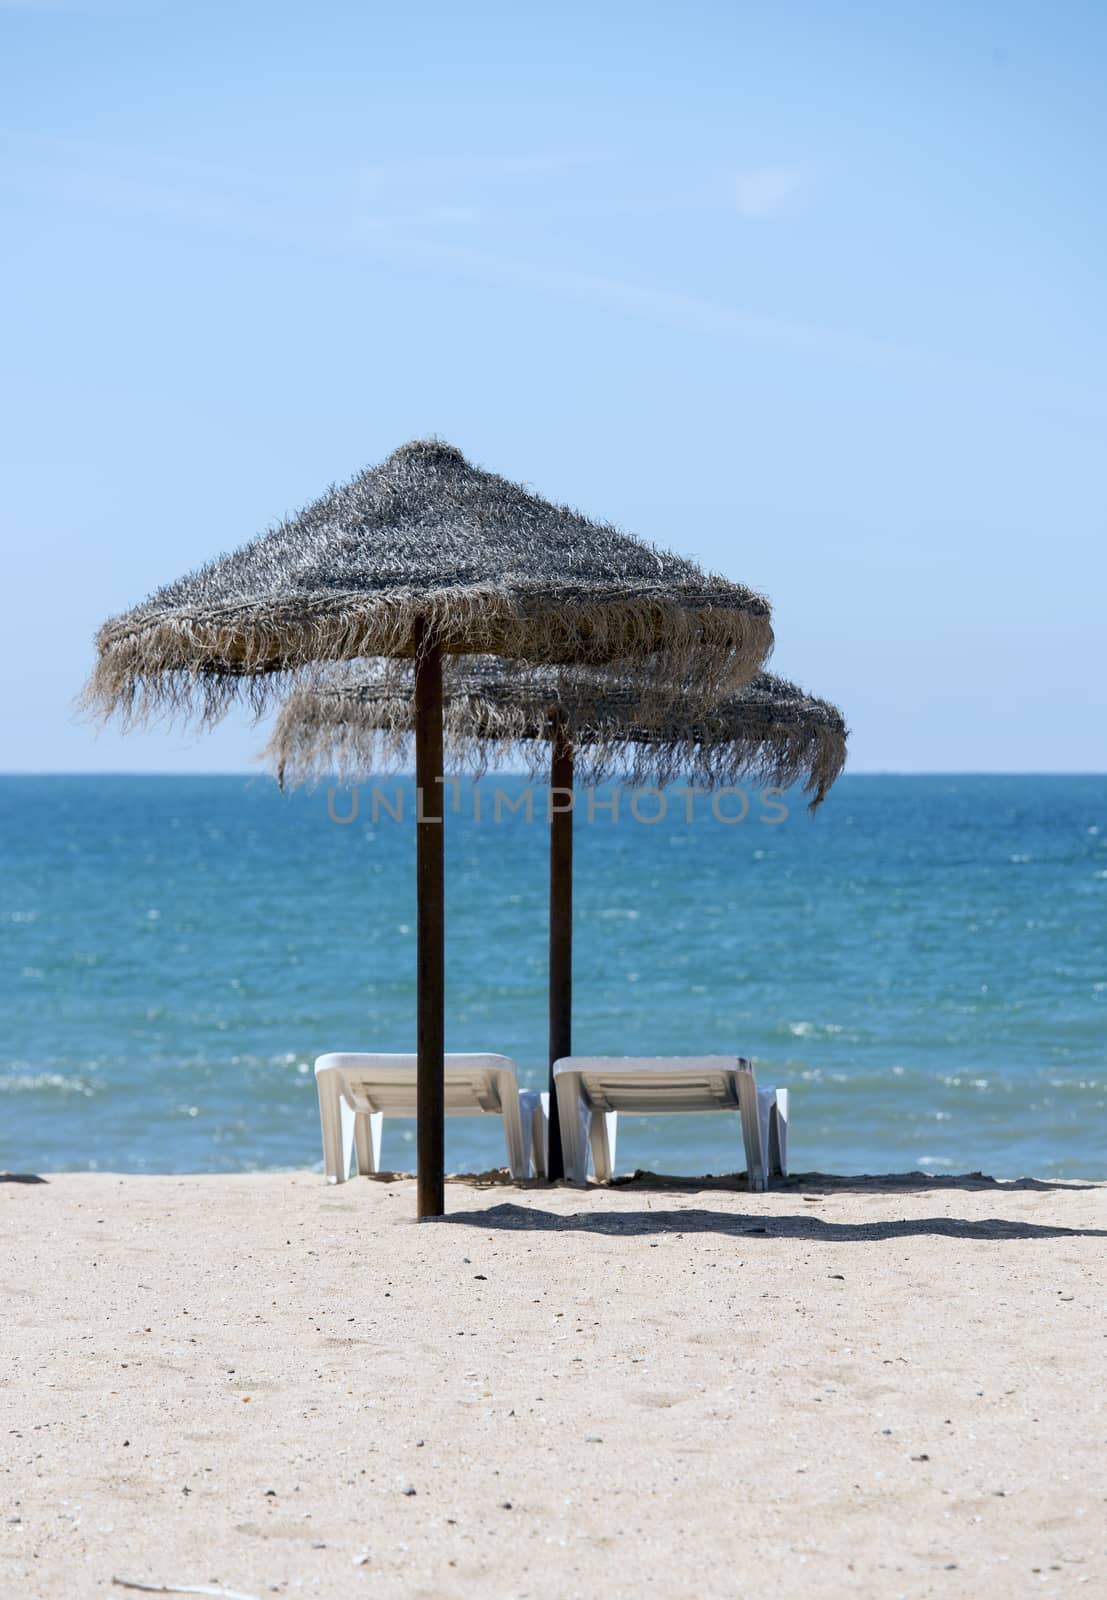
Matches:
[[269, 659, 846, 804], [265, 659, 847, 1179]]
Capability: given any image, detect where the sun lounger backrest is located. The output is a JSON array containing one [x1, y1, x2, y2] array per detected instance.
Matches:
[[314, 1052, 545, 1182], [331, 1054, 510, 1117], [574, 1055, 748, 1114]]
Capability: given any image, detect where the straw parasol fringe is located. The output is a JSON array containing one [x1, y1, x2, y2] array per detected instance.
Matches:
[[84, 588, 773, 730], [83, 441, 773, 728], [265, 663, 847, 810]]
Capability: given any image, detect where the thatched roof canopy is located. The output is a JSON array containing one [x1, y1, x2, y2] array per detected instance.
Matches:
[[85, 440, 773, 726], [266, 659, 847, 810]]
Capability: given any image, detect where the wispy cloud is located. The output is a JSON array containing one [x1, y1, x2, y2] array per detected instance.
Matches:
[[1, 131, 1012, 382], [359, 150, 602, 188], [0, 0, 107, 10], [0, 0, 173, 10], [369, 235, 928, 371], [734, 165, 807, 218]]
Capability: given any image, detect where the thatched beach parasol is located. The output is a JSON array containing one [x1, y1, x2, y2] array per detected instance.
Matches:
[[85, 439, 774, 1214], [265, 659, 847, 1179], [268, 658, 846, 804]]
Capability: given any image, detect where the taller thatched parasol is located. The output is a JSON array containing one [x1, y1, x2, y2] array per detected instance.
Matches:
[[85, 439, 772, 726], [85, 439, 775, 1215], [264, 658, 847, 1179]]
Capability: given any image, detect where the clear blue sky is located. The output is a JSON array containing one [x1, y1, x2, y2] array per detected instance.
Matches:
[[2, 0, 1104, 773]]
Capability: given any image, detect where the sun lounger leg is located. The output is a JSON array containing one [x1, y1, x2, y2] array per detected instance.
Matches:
[[353, 1111, 382, 1175], [755, 1087, 776, 1188], [339, 1096, 360, 1181], [500, 1084, 531, 1180], [317, 1071, 348, 1184], [519, 1091, 548, 1180], [589, 1110, 618, 1183], [737, 1071, 767, 1191], [554, 1071, 589, 1183], [768, 1089, 788, 1179]]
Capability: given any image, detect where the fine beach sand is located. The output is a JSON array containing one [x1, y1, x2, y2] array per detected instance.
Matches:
[[3, 1172, 1105, 1599]]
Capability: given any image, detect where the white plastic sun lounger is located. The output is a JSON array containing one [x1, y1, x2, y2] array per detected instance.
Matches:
[[314, 1052, 548, 1183], [552, 1055, 788, 1191]]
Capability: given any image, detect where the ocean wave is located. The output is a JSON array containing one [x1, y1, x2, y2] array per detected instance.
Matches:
[[785, 1020, 846, 1040], [0, 1072, 98, 1097]]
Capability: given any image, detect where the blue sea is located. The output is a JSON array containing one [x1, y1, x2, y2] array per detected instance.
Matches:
[[2, 774, 1105, 1179]]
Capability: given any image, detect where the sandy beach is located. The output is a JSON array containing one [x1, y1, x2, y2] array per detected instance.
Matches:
[[2, 1171, 1104, 1599]]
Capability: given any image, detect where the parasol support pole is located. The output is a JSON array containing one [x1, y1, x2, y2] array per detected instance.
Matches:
[[414, 617, 445, 1218], [547, 712, 574, 1182]]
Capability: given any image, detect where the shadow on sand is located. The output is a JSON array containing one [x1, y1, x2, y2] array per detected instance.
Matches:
[[611, 1169, 1099, 1195], [442, 1200, 1106, 1243], [425, 1167, 1099, 1197]]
